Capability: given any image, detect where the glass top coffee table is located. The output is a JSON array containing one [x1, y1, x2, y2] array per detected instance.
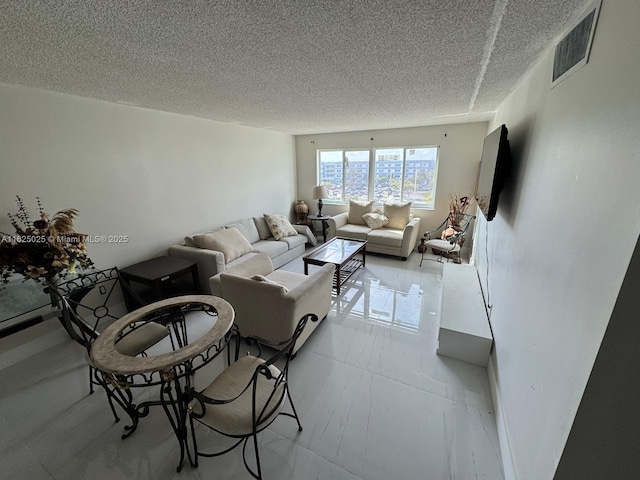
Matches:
[[303, 237, 366, 294]]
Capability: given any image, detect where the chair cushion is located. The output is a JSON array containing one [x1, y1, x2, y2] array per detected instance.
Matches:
[[266, 270, 308, 291], [347, 200, 374, 225], [114, 322, 169, 356], [425, 239, 461, 253], [193, 228, 254, 264], [362, 212, 389, 229], [225, 218, 260, 244], [263, 214, 298, 241], [383, 202, 412, 229], [190, 356, 285, 436]]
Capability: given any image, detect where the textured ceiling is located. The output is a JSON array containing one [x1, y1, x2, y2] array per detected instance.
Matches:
[[0, 0, 588, 134]]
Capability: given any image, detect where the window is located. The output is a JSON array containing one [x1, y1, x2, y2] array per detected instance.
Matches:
[[317, 146, 438, 209], [318, 149, 370, 202]]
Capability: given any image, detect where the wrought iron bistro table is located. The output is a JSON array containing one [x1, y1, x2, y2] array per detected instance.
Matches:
[[90, 295, 235, 471]]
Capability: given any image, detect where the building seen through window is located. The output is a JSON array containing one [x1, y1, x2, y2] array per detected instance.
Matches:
[[317, 146, 438, 208]]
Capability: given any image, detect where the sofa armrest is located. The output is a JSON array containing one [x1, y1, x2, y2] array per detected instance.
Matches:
[[326, 212, 348, 238], [400, 217, 421, 258], [293, 224, 317, 246], [280, 263, 335, 352], [282, 263, 334, 319], [168, 244, 225, 294]]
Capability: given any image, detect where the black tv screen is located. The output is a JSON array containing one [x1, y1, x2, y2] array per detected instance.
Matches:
[[475, 124, 511, 221]]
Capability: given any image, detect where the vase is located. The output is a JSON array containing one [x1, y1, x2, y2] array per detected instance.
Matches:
[[294, 200, 309, 224]]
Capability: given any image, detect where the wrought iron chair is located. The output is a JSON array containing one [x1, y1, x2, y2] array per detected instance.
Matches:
[[419, 213, 475, 265], [49, 267, 170, 423], [185, 313, 318, 479]]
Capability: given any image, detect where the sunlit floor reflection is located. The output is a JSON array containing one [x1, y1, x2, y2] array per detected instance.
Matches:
[[336, 276, 424, 331]]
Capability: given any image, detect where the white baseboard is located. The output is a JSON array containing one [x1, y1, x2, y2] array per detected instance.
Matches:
[[488, 357, 518, 480]]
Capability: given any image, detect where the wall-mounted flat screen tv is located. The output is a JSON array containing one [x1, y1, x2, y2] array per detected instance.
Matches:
[[475, 124, 512, 221]]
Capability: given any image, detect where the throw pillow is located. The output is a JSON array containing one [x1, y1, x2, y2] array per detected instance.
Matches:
[[193, 227, 254, 263], [225, 218, 260, 244], [383, 202, 412, 229], [362, 212, 389, 229], [251, 274, 289, 293], [184, 226, 223, 247], [253, 216, 272, 240], [263, 214, 298, 241], [348, 200, 374, 225]]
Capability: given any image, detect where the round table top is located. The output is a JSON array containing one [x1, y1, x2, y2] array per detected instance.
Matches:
[[91, 295, 234, 375]]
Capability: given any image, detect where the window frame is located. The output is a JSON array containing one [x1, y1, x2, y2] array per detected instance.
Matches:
[[316, 145, 439, 210]]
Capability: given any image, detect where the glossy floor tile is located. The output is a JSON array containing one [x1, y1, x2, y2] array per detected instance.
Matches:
[[0, 251, 504, 479]]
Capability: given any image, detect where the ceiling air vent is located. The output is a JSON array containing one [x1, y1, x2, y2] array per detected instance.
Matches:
[[551, 0, 601, 87]]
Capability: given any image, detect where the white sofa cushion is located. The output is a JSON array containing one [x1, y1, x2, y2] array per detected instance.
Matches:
[[225, 218, 260, 244], [279, 235, 307, 249], [335, 223, 370, 241], [193, 227, 254, 264], [367, 228, 404, 247], [251, 239, 288, 257], [348, 200, 373, 225], [383, 202, 412, 229]]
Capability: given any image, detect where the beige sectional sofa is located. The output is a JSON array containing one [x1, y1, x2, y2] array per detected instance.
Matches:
[[169, 216, 315, 293], [326, 201, 421, 260]]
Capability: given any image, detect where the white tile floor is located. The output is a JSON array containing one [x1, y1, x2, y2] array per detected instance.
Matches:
[[0, 251, 504, 480]]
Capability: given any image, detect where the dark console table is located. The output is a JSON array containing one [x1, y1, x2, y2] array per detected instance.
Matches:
[[119, 256, 200, 312]]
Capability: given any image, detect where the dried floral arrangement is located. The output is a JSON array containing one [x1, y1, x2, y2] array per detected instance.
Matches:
[[0, 196, 93, 284], [447, 194, 473, 230]]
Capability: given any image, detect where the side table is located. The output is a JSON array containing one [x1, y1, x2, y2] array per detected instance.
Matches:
[[307, 214, 331, 243], [119, 256, 200, 312]]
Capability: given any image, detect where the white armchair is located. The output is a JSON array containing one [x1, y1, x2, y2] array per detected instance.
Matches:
[[210, 252, 335, 354]]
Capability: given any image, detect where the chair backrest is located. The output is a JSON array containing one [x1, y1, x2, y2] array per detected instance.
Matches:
[[443, 213, 474, 242], [261, 313, 317, 364], [246, 313, 318, 427], [250, 313, 317, 392], [49, 267, 128, 350]]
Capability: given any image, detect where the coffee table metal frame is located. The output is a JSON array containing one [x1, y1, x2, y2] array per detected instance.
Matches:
[[303, 237, 366, 294]]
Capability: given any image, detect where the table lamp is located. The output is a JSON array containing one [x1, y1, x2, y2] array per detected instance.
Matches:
[[312, 185, 328, 216]]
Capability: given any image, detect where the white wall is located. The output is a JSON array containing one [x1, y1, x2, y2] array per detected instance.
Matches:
[[474, 0, 640, 478], [0, 83, 296, 269], [295, 123, 488, 239]]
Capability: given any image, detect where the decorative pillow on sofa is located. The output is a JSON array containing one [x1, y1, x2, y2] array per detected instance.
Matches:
[[362, 212, 389, 229], [251, 274, 289, 293], [193, 227, 254, 264], [184, 226, 224, 247], [263, 214, 298, 241], [225, 218, 260, 244], [348, 200, 374, 225], [383, 202, 412, 229]]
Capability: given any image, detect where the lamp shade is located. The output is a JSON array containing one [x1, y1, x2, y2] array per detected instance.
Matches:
[[312, 185, 328, 200]]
